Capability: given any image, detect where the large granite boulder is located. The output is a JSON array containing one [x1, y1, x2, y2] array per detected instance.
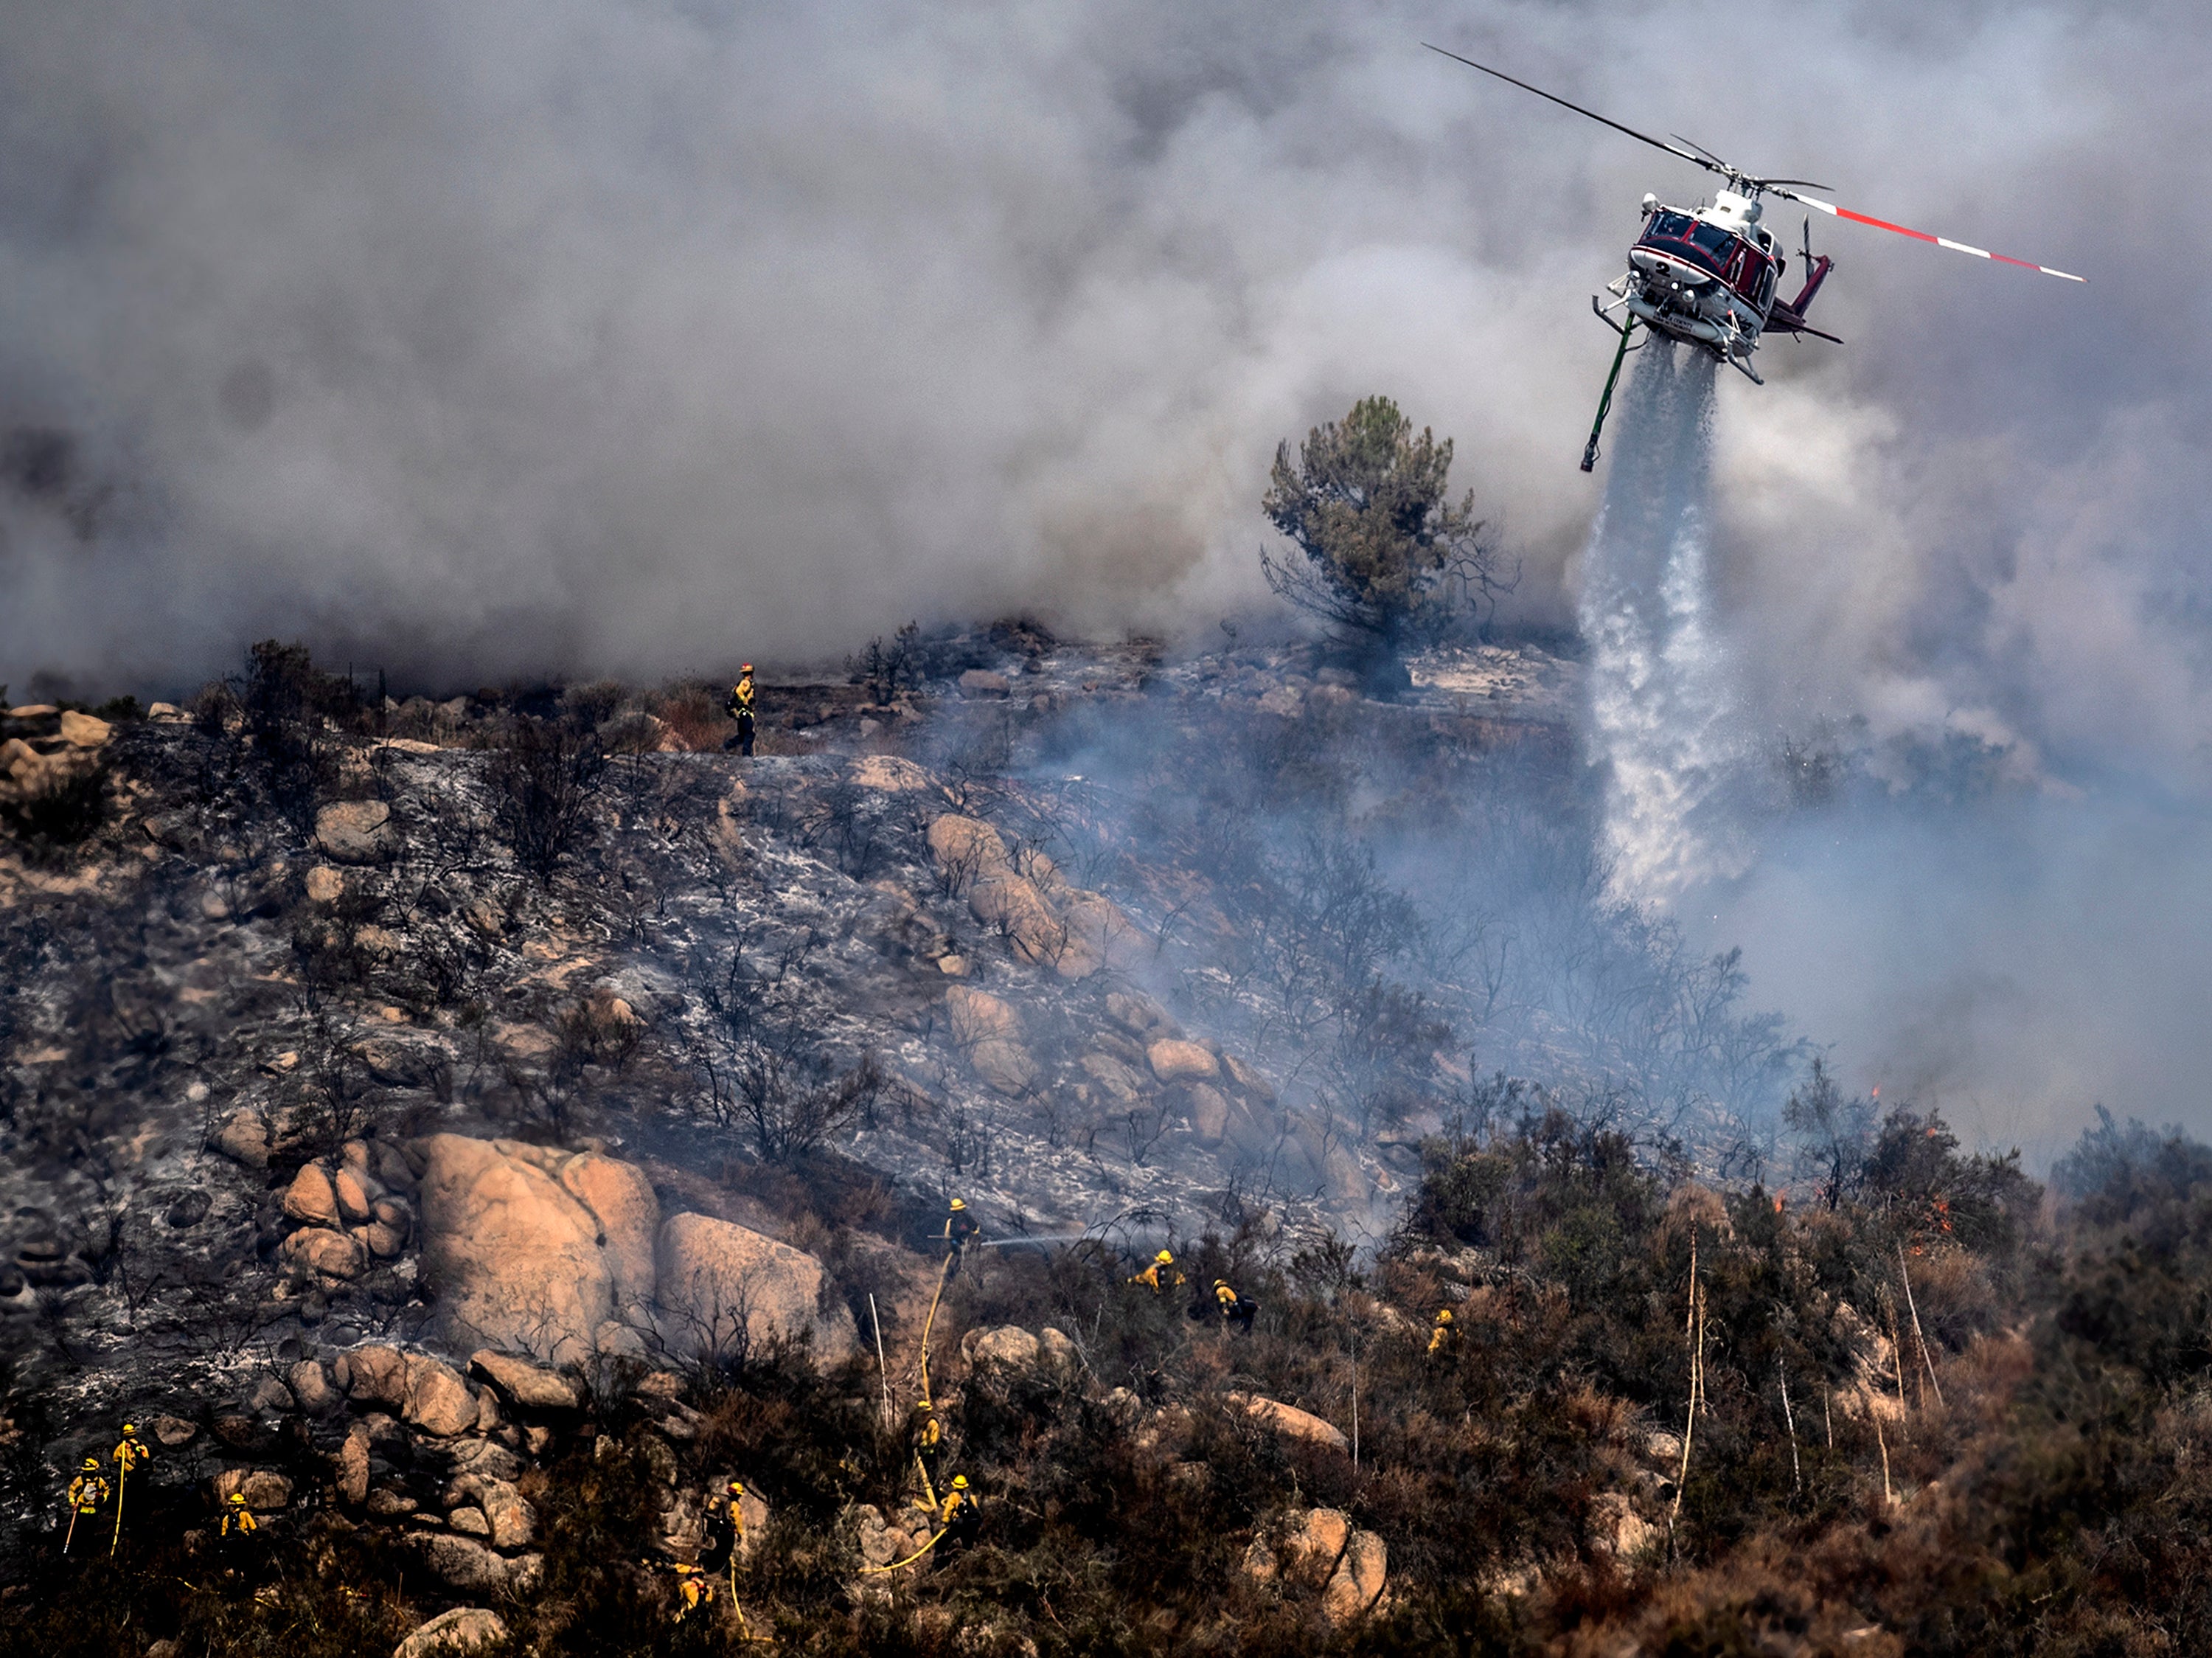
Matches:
[[415, 1135, 660, 1363], [655, 1213, 857, 1363], [469, 1350, 580, 1412], [394, 1607, 509, 1658], [342, 1345, 479, 1437], [315, 800, 398, 864], [1229, 1392, 1350, 1454]]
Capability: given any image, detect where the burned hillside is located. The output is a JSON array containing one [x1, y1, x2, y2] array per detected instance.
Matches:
[[3, 633, 2206, 1655]]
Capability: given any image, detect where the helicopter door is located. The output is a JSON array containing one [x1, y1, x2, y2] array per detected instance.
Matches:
[[1722, 245, 1775, 310]]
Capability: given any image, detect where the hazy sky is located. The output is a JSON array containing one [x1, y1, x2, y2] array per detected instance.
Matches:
[[4, 0, 2207, 1145]]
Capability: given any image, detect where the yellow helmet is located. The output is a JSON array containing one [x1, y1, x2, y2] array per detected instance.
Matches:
[[83, 1456, 101, 1471], [1436, 1308, 1453, 1323], [227, 1491, 247, 1505], [1155, 1249, 1174, 1263], [1214, 1279, 1230, 1289], [728, 1480, 743, 1494], [917, 1398, 932, 1409], [950, 1198, 967, 1210], [950, 1475, 968, 1489], [121, 1422, 136, 1435]]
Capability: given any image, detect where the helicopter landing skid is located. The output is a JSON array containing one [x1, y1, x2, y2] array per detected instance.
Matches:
[[1582, 296, 1642, 473]]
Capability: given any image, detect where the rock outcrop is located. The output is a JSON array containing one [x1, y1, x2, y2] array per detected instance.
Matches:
[[344, 1345, 480, 1437], [470, 1350, 581, 1412], [1229, 1392, 1350, 1454], [926, 812, 1144, 979], [1242, 1506, 1389, 1624], [961, 1325, 1041, 1372], [314, 799, 399, 863], [655, 1212, 858, 1362], [394, 1608, 509, 1658], [416, 1134, 659, 1363], [945, 985, 1040, 1097]]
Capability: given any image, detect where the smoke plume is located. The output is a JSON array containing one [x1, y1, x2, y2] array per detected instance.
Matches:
[[4, 0, 2210, 1146]]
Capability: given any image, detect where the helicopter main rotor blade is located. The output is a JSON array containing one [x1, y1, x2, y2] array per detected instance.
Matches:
[[1765, 184, 2085, 282], [1669, 133, 1738, 172], [1422, 44, 1719, 176]]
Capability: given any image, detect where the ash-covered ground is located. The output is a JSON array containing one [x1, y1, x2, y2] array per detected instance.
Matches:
[[0, 623, 1802, 1575]]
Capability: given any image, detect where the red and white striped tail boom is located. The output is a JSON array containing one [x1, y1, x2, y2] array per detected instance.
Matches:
[[1783, 190, 2084, 282]]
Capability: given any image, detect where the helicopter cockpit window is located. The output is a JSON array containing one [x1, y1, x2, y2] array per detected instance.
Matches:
[[1688, 222, 1736, 260], [1637, 214, 1740, 279]]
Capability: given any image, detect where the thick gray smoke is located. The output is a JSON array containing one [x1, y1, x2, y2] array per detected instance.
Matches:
[[4, 1, 2209, 1145]]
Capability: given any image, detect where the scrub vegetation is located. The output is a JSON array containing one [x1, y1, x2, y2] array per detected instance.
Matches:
[[4, 636, 2205, 1655]]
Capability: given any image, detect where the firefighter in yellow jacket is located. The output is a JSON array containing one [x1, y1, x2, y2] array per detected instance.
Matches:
[[725, 665, 757, 757], [63, 1458, 108, 1553], [911, 1399, 945, 1501], [111, 1422, 151, 1554], [220, 1491, 259, 1539], [1427, 1308, 1456, 1356], [1130, 1249, 1183, 1294]]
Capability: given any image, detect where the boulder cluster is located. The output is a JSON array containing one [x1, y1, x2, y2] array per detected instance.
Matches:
[[925, 814, 1144, 982], [0, 701, 119, 814], [1242, 1506, 1391, 1626], [262, 1132, 855, 1366]]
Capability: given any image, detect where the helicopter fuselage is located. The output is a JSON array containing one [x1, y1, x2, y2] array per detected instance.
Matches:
[[1609, 189, 1782, 378]]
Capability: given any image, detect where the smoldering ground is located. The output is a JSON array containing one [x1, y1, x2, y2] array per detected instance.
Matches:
[[4, 0, 2211, 1143]]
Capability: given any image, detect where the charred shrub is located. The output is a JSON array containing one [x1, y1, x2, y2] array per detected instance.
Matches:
[[239, 639, 352, 834], [490, 715, 608, 882], [846, 620, 922, 707], [690, 938, 882, 1162]]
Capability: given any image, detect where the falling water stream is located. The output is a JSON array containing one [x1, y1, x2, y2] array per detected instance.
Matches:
[[1579, 342, 1756, 905]]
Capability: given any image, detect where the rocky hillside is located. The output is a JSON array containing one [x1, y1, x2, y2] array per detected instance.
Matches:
[[5, 634, 2212, 1655]]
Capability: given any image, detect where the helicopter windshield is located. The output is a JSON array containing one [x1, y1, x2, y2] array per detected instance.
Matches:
[[1638, 213, 1775, 308], [1636, 213, 1737, 280]]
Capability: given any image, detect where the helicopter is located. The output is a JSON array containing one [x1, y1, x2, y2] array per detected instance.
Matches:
[[1423, 45, 2084, 471]]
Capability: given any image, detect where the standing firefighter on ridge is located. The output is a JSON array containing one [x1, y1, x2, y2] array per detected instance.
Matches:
[[725, 665, 757, 757], [220, 1491, 258, 1540]]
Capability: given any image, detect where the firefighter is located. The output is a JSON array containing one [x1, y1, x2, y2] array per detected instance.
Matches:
[[112, 1423, 150, 1473], [63, 1458, 108, 1554], [1130, 1248, 1183, 1295], [911, 1398, 945, 1500], [942, 1197, 981, 1278], [701, 1479, 745, 1592], [936, 1474, 978, 1553], [671, 1561, 715, 1622], [111, 1422, 150, 1555], [220, 1491, 259, 1540], [943, 1198, 980, 1251], [1214, 1279, 1257, 1334], [1427, 1308, 1456, 1356], [724, 665, 757, 757]]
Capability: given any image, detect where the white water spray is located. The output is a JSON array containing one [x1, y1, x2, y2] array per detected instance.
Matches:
[[1580, 343, 1755, 904]]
